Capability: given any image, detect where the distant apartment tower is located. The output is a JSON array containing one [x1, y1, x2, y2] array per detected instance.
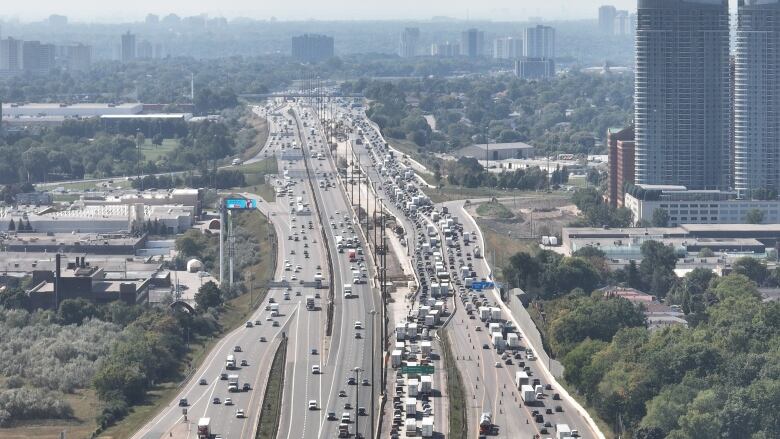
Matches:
[[21, 41, 55, 74], [63, 44, 92, 71], [493, 37, 523, 59], [291, 34, 335, 63], [0, 38, 24, 72], [399, 27, 420, 58], [634, 0, 730, 190], [432, 42, 460, 57], [48, 14, 68, 26], [523, 25, 555, 58], [614, 10, 631, 35], [137, 40, 153, 59], [607, 126, 635, 207], [599, 5, 617, 34], [121, 31, 136, 62], [515, 58, 555, 79], [461, 28, 484, 58], [734, 0, 780, 199]]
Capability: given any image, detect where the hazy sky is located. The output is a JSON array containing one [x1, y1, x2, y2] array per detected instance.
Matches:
[[2, 0, 638, 22]]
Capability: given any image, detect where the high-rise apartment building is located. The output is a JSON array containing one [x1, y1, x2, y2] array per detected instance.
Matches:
[[291, 34, 335, 63], [461, 29, 484, 58], [399, 27, 420, 58], [634, 0, 730, 191], [137, 40, 153, 59], [515, 58, 555, 79], [431, 42, 460, 57], [63, 43, 92, 71], [599, 6, 617, 34], [121, 31, 136, 62], [0, 38, 24, 72], [21, 41, 55, 74], [523, 25, 555, 58], [607, 126, 636, 207], [493, 37, 523, 59], [734, 0, 780, 199], [614, 10, 631, 35]]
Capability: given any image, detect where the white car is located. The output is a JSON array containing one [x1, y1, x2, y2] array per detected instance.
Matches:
[[235, 409, 246, 418], [308, 400, 318, 410], [354, 321, 363, 330], [312, 365, 321, 374]]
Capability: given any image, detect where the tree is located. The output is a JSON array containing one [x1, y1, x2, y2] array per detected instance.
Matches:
[[639, 241, 678, 296], [745, 208, 765, 224], [651, 208, 670, 227], [57, 298, 98, 325], [195, 281, 223, 311], [731, 257, 768, 286], [93, 361, 146, 404]]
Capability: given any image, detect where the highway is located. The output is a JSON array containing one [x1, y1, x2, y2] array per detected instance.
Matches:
[[131, 111, 304, 439], [333, 103, 603, 438], [274, 103, 381, 439]]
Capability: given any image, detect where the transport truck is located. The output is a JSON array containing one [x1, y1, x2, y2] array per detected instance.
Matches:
[[515, 371, 530, 388], [479, 412, 493, 435], [556, 424, 572, 439], [348, 249, 357, 262], [421, 417, 434, 437], [226, 354, 236, 370], [197, 418, 211, 439], [521, 384, 536, 404]]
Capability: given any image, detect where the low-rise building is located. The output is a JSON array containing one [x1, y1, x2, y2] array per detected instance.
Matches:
[[454, 142, 535, 161]]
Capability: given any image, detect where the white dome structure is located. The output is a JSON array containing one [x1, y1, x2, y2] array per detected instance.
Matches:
[[186, 259, 204, 273]]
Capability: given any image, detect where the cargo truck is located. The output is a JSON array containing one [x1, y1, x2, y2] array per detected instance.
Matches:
[[226, 354, 236, 370], [406, 398, 417, 415], [515, 371, 530, 388], [197, 418, 211, 439], [391, 349, 403, 368], [348, 249, 357, 262], [419, 375, 433, 395], [343, 284, 353, 298], [479, 412, 493, 435], [521, 384, 536, 404], [474, 246, 482, 258], [306, 296, 315, 310], [421, 417, 434, 437], [405, 418, 417, 436], [556, 424, 572, 439]]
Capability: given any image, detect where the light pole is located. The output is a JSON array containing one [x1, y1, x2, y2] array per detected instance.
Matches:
[[369, 309, 377, 438]]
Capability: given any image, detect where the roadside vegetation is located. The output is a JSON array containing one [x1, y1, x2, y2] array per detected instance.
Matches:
[[475, 201, 514, 220], [255, 337, 288, 439]]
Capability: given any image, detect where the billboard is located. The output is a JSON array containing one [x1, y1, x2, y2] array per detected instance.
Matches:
[[225, 198, 257, 210]]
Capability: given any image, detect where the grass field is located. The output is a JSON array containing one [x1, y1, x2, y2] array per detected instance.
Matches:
[[236, 156, 278, 202], [99, 210, 276, 439], [475, 201, 514, 219], [255, 338, 288, 439], [0, 389, 100, 439], [425, 185, 547, 204], [242, 114, 271, 161], [478, 218, 538, 281], [140, 139, 179, 162]]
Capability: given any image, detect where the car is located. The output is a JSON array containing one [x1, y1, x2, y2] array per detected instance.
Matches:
[[254, 320, 262, 325], [259, 336, 267, 342], [344, 402, 352, 410], [236, 409, 246, 418], [234, 346, 242, 352], [312, 365, 321, 374], [339, 390, 347, 397], [308, 400, 318, 410], [245, 321, 253, 328], [220, 373, 228, 380], [224, 397, 233, 405], [546, 408, 553, 415], [358, 407, 367, 416], [495, 362, 502, 368], [213, 397, 221, 404], [241, 359, 249, 366], [354, 321, 363, 329], [361, 379, 370, 386], [243, 383, 251, 391], [482, 343, 489, 349], [311, 348, 318, 355], [272, 321, 280, 327], [327, 411, 337, 420], [178, 398, 188, 407], [355, 332, 362, 339], [347, 377, 356, 385], [555, 405, 563, 412], [199, 378, 207, 385]]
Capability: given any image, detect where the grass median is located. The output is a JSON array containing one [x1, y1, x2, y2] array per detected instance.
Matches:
[[441, 329, 467, 438], [255, 337, 288, 439]]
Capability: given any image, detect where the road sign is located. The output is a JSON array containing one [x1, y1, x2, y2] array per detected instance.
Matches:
[[402, 365, 434, 375], [471, 281, 495, 291], [225, 198, 257, 210]]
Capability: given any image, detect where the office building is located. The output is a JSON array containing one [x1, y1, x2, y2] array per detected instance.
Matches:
[[145, 14, 160, 25], [634, 0, 730, 191], [399, 27, 420, 58], [515, 58, 555, 79], [607, 126, 635, 207], [599, 5, 617, 34], [523, 25, 555, 58], [291, 34, 334, 63], [734, 0, 780, 199], [493, 37, 523, 59], [461, 28, 485, 58], [431, 41, 459, 57], [121, 31, 136, 62]]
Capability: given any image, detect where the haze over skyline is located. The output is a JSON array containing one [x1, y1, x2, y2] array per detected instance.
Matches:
[[1, 0, 638, 22]]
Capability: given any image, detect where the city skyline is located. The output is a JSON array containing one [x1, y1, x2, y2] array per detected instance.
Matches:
[[0, 0, 638, 22]]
